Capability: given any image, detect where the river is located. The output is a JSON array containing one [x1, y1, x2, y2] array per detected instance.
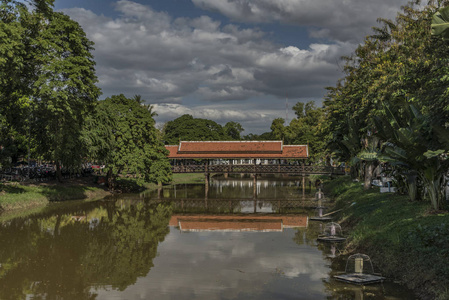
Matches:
[[0, 175, 416, 299]]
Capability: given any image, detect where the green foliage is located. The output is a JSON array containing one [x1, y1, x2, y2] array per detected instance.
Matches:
[[324, 1, 449, 209], [292, 102, 305, 118], [375, 104, 449, 209], [0, 0, 100, 174], [32, 11, 101, 173], [0, 1, 35, 165], [163, 114, 228, 144], [270, 118, 285, 141], [85, 94, 172, 188], [223, 121, 244, 140], [242, 131, 274, 140], [267, 101, 326, 161], [432, 6, 449, 39]]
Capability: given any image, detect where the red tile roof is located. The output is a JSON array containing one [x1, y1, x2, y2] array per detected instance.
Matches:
[[165, 141, 308, 159], [179, 141, 283, 153]]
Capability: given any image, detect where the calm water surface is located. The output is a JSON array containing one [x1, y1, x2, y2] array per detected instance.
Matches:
[[0, 175, 416, 299]]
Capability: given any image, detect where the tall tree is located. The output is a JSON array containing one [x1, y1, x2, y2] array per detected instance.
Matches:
[[85, 94, 171, 190], [0, 0, 101, 178], [32, 9, 101, 180]]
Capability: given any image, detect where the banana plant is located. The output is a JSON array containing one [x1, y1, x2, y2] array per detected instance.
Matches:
[[374, 104, 449, 210], [432, 6, 449, 40]]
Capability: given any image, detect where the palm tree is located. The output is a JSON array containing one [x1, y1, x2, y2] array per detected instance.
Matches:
[[133, 95, 158, 117]]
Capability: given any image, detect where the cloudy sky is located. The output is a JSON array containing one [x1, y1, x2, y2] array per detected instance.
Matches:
[[54, 0, 409, 134]]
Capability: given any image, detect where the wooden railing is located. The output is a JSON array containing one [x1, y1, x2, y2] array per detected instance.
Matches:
[[172, 164, 345, 175]]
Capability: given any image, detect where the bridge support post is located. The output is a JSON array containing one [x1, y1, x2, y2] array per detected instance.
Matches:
[[204, 160, 209, 200], [253, 174, 257, 199], [253, 174, 257, 213], [205, 173, 209, 199], [302, 176, 305, 196], [204, 174, 208, 210]]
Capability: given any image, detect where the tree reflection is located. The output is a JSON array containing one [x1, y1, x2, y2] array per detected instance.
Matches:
[[0, 201, 172, 299]]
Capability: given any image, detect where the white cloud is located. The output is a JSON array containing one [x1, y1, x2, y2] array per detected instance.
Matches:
[[62, 1, 354, 105], [192, 0, 409, 42], [60, 0, 407, 133], [153, 103, 268, 123]]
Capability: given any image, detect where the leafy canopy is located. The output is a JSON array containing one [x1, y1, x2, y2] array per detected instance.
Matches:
[[85, 94, 171, 186]]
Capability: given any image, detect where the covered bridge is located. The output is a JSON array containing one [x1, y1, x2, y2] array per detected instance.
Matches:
[[164, 141, 344, 176]]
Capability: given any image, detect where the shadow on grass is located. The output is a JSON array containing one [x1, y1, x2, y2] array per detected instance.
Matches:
[[36, 177, 110, 201], [0, 183, 26, 194], [115, 178, 146, 193], [39, 186, 90, 201], [37, 177, 143, 201]]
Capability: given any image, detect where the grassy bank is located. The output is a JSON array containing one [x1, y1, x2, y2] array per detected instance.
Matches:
[[325, 176, 449, 300], [0, 177, 110, 212], [0, 173, 206, 212]]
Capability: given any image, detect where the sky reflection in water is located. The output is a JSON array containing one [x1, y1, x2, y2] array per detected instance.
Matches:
[[95, 227, 328, 300]]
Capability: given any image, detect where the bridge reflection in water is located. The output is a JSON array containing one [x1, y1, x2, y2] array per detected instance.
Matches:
[[152, 175, 320, 213], [150, 175, 316, 233], [154, 197, 317, 214], [169, 214, 308, 232]]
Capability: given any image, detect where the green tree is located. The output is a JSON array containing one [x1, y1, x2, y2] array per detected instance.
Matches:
[[32, 10, 101, 180], [270, 118, 286, 141], [324, 0, 449, 206], [271, 101, 327, 162], [292, 102, 305, 119], [0, 1, 101, 178], [163, 114, 227, 144], [85, 94, 171, 190], [224, 121, 244, 140]]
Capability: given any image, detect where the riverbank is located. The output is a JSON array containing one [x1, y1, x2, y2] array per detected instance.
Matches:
[[325, 176, 449, 300], [0, 173, 205, 213]]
